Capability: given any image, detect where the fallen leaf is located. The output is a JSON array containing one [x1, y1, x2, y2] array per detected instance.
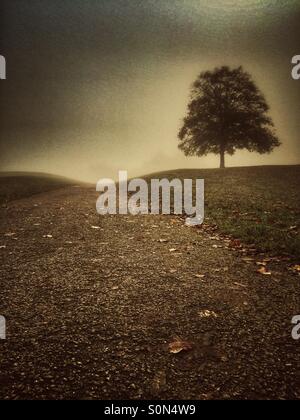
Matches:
[[256, 261, 267, 267], [4, 233, 16, 237], [257, 266, 272, 276], [158, 239, 168, 243], [169, 248, 177, 253], [43, 234, 53, 239], [168, 338, 193, 354], [289, 265, 300, 274], [0, 245, 6, 249], [230, 239, 241, 248], [199, 310, 218, 318], [91, 226, 101, 230], [195, 274, 205, 279]]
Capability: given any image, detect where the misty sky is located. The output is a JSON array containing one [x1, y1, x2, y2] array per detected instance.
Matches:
[[0, 0, 299, 182]]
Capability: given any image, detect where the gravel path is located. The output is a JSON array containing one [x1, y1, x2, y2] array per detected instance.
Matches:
[[0, 186, 299, 400]]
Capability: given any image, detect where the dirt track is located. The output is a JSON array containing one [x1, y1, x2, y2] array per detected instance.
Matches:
[[0, 186, 299, 400]]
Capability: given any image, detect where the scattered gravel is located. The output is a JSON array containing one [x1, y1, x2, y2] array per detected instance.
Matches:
[[0, 186, 299, 400]]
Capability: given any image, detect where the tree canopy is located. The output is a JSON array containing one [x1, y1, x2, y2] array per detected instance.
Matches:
[[178, 66, 280, 168]]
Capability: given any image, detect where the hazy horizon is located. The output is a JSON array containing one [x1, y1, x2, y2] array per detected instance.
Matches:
[[1, 0, 299, 182]]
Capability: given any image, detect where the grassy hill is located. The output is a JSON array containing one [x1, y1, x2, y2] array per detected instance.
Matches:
[[1, 166, 299, 258], [143, 165, 300, 259], [0, 172, 79, 205]]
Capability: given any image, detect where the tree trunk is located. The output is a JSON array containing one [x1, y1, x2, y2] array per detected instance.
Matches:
[[220, 148, 225, 169]]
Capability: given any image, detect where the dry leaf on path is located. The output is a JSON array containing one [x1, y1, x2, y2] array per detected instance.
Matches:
[[290, 265, 300, 274], [168, 338, 193, 354], [257, 266, 272, 276], [256, 261, 267, 266], [230, 239, 241, 248], [199, 310, 218, 318]]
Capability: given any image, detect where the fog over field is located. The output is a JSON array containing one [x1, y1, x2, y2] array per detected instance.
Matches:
[[0, 0, 299, 182]]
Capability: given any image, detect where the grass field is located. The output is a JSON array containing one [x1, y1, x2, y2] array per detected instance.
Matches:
[[144, 165, 300, 259], [0, 172, 78, 205]]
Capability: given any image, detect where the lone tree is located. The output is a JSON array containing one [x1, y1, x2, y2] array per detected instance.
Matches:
[[178, 66, 280, 168]]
